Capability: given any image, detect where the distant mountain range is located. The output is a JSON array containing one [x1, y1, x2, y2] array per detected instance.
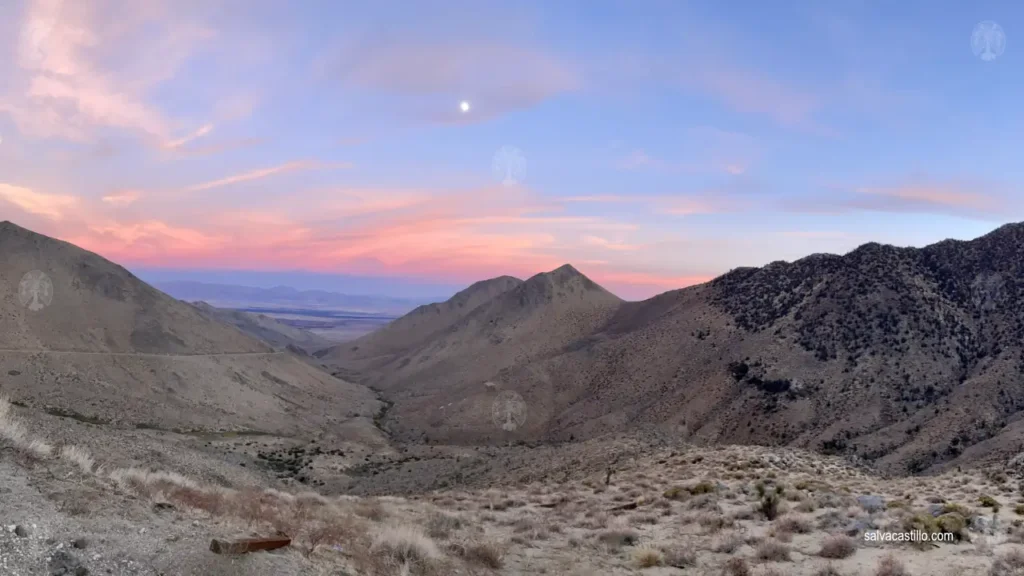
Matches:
[[153, 281, 433, 315]]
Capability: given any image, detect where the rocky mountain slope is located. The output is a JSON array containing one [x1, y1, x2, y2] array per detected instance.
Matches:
[[323, 223, 1024, 474], [0, 221, 382, 439]]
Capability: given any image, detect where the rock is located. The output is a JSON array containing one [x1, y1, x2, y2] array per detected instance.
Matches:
[[72, 538, 89, 549], [970, 515, 999, 535], [49, 550, 88, 575], [14, 524, 31, 537], [927, 503, 945, 517], [844, 517, 877, 536], [857, 495, 885, 513]]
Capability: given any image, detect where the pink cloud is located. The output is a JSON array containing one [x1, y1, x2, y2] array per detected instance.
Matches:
[[3, 0, 214, 144], [854, 184, 997, 211], [0, 183, 79, 220], [101, 190, 141, 206], [582, 235, 641, 251]]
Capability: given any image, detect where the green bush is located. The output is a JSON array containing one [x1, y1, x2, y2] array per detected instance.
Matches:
[[936, 513, 968, 542], [688, 481, 715, 495], [663, 486, 686, 501], [980, 495, 1001, 512]]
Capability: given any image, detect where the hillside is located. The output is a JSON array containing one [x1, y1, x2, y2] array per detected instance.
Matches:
[[323, 264, 624, 443], [0, 221, 383, 438], [190, 301, 333, 353], [323, 223, 1024, 474], [318, 275, 524, 368]]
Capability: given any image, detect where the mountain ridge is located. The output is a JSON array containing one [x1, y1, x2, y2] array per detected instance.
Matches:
[[323, 222, 1024, 473]]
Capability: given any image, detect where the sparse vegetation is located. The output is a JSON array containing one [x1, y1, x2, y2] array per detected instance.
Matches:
[[875, 554, 909, 576], [818, 535, 857, 559]]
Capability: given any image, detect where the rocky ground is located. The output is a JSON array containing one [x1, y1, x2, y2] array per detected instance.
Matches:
[[5, 392, 1024, 576]]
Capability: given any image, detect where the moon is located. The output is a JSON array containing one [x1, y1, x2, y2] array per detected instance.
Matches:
[[459, 101, 471, 113]]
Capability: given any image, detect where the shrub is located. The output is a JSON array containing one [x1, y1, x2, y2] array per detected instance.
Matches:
[[818, 535, 857, 559], [355, 499, 389, 521], [722, 557, 751, 576], [370, 525, 441, 566], [60, 445, 95, 474], [713, 532, 745, 553], [760, 492, 782, 520], [990, 549, 1024, 576], [699, 513, 733, 533], [875, 553, 908, 576], [901, 512, 939, 548], [425, 512, 464, 539], [980, 495, 1001, 512], [1015, 504, 1024, 516], [941, 503, 972, 517], [776, 516, 812, 534], [756, 539, 791, 562], [664, 486, 687, 500], [936, 512, 968, 541], [663, 547, 696, 568], [464, 540, 504, 569], [598, 529, 639, 548], [814, 565, 845, 576], [689, 481, 716, 495], [632, 545, 664, 568]]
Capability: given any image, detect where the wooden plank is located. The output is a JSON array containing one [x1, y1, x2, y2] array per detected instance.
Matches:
[[210, 536, 291, 555]]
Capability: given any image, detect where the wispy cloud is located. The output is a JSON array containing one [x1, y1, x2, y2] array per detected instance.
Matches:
[[101, 190, 141, 206], [4, 0, 214, 143], [164, 124, 214, 150], [785, 179, 1012, 219], [323, 38, 579, 125], [0, 183, 79, 220], [560, 193, 749, 216], [582, 235, 641, 251], [184, 161, 349, 193]]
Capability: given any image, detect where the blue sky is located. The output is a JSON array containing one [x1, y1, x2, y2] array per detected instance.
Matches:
[[0, 0, 1021, 299]]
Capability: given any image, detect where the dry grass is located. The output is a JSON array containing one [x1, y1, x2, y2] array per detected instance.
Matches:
[[0, 395, 52, 459], [818, 535, 857, 559], [461, 540, 505, 569], [597, 528, 639, 549], [425, 512, 464, 539], [755, 539, 791, 562], [991, 549, 1024, 576], [632, 545, 664, 568], [876, 553, 909, 576], [723, 557, 752, 576], [371, 524, 442, 566], [59, 445, 95, 474]]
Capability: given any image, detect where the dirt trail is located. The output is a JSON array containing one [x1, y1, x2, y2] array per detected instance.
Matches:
[[0, 349, 285, 358]]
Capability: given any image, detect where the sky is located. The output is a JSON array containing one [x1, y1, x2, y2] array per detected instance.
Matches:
[[1, 0, 1022, 300]]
